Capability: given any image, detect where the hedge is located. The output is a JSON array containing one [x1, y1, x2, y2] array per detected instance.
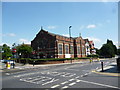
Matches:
[[16, 57, 90, 61], [87, 54, 99, 58]]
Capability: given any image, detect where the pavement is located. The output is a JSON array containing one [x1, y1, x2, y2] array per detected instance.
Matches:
[[92, 62, 120, 77]]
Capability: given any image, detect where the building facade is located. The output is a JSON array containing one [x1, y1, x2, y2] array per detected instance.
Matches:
[[84, 39, 91, 56], [31, 29, 86, 58]]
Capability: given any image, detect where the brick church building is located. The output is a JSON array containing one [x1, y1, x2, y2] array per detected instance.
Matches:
[[31, 29, 87, 58]]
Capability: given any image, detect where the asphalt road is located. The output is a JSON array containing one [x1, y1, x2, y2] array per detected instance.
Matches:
[[2, 58, 120, 89]]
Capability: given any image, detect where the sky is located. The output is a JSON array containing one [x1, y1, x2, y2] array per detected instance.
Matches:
[[1, 1, 118, 49]]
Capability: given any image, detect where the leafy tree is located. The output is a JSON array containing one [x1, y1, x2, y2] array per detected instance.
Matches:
[[100, 44, 114, 57], [2, 44, 12, 59], [16, 44, 33, 58], [100, 39, 116, 58], [107, 39, 117, 54]]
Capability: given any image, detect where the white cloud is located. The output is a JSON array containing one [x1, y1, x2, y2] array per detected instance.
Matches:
[[101, 0, 109, 2], [62, 34, 69, 37], [8, 33, 16, 37], [47, 26, 57, 29], [85, 37, 101, 43], [84, 37, 101, 48], [3, 33, 16, 37], [19, 38, 31, 44], [0, 43, 12, 47], [86, 24, 96, 29]]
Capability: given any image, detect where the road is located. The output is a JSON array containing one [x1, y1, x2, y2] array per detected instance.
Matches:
[[1, 58, 120, 89]]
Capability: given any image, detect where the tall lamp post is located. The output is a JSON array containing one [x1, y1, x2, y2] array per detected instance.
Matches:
[[69, 26, 72, 63]]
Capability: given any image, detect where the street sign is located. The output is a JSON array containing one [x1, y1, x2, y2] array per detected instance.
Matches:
[[12, 48, 16, 53]]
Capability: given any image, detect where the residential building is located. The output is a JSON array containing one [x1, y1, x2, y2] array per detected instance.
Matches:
[[84, 39, 91, 56], [89, 41, 96, 55]]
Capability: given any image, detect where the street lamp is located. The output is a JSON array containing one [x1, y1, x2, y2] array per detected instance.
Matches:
[[69, 26, 72, 63]]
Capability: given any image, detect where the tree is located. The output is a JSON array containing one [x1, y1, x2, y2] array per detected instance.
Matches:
[[2, 44, 12, 59], [16, 44, 33, 58], [107, 39, 117, 54], [100, 43, 115, 58], [100, 39, 117, 58]]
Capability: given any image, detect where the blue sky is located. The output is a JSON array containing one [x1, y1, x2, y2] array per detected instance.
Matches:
[[2, 2, 118, 49]]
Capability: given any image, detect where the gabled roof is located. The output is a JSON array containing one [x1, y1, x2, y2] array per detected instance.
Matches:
[[39, 29, 75, 39], [33, 29, 86, 43], [89, 41, 94, 45]]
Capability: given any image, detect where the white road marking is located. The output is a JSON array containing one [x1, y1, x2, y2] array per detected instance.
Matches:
[[76, 80, 81, 82], [84, 73, 88, 76], [66, 68, 79, 71], [61, 81, 68, 85], [42, 78, 59, 85], [62, 86, 68, 89], [36, 77, 52, 84], [41, 71, 76, 77], [75, 76, 80, 78], [20, 76, 43, 81], [69, 79, 75, 81], [29, 77, 49, 83], [14, 72, 41, 77], [82, 73, 88, 77], [61, 73, 75, 77], [81, 75, 83, 77], [5, 73, 10, 75], [69, 82, 76, 86], [79, 79, 120, 89], [51, 85, 60, 88]]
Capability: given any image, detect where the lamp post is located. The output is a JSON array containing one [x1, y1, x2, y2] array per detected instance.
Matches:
[[79, 33, 82, 58], [69, 26, 72, 63]]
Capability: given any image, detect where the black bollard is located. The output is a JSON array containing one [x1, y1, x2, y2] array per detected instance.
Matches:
[[33, 61, 35, 66], [13, 60, 15, 69], [101, 62, 104, 72]]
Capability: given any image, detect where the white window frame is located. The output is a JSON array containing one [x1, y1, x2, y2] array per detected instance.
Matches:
[[65, 44, 69, 54], [58, 43, 63, 55], [70, 45, 74, 55], [77, 46, 81, 55]]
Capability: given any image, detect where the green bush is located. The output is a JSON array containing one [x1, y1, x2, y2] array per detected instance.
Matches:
[[87, 54, 99, 58]]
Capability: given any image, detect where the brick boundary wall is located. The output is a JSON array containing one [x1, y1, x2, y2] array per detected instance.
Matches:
[[30, 59, 90, 65]]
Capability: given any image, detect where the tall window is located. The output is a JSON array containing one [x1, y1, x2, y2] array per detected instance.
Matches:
[[58, 44, 63, 54], [70, 45, 74, 54], [77, 46, 80, 54], [65, 45, 69, 54], [82, 45, 85, 55]]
